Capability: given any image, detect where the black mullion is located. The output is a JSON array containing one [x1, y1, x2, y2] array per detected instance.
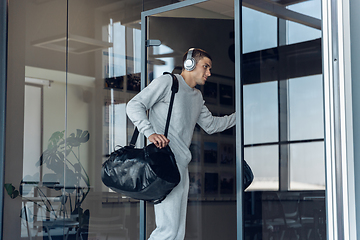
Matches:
[[244, 138, 325, 148]]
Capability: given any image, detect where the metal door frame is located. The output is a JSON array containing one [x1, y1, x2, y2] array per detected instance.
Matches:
[[140, 0, 243, 239], [234, 1, 244, 239]]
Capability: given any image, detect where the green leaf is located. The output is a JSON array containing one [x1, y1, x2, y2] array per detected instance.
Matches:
[[65, 130, 90, 148], [4, 183, 20, 199], [34, 130, 91, 206], [47, 131, 65, 149], [49, 131, 65, 141], [76, 129, 82, 138], [79, 130, 90, 143], [4, 183, 14, 195], [75, 129, 90, 143]]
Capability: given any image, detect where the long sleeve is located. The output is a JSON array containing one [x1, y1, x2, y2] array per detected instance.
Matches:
[[126, 75, 172, 138], [196, 103, 236, 135]]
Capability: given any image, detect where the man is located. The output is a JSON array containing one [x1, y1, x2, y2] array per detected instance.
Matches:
[[126, 48, 235, 240]]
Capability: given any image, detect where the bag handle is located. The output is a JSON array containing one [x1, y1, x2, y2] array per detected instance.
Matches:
[[130, 72, 179, 146]]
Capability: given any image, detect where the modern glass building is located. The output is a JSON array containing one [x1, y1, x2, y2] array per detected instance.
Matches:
[[0, 0, 359, 239]]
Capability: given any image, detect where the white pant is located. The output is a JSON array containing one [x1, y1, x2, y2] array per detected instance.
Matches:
[[148, 164, 189, 240]]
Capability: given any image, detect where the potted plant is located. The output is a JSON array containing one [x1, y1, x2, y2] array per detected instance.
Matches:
[[5, 129, 91, 240]]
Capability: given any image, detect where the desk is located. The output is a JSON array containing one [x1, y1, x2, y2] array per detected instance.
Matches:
[[35, 219, 79, 240]]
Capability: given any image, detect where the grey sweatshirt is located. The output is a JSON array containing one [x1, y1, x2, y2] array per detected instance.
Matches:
[[126, 74, 235, 167]]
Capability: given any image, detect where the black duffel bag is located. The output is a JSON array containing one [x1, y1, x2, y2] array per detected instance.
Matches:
[[243, 160, 254, 190], [101, 72, 180, 204], [101, 143, 180, 204]]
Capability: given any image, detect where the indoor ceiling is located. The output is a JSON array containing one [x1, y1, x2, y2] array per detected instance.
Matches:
[[26, 0, 319, 85], [163, 0, 320, 30]]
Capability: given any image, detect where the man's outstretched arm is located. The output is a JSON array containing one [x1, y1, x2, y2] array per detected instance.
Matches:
[[197, 104, 236, 135]]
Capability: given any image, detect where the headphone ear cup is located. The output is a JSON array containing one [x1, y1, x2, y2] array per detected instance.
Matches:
[[184, 57, 196, 71], [184, 48, 196, 71]]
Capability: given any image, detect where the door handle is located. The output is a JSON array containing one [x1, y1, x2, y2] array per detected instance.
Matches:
[[146, 39, 161, 47]]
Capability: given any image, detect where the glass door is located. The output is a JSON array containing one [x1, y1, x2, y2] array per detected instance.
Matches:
[[141, 1, 237, 239], [241, 0, 326, 239]]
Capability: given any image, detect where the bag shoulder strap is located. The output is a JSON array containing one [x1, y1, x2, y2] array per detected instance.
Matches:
[[163, 72, 178, 137], [130, 72, 178, 146]]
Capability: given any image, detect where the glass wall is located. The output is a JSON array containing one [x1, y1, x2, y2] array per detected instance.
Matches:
[[5, 1, 68, 239], [242, 0, 326, 239], [3, 0, 149, 239], [3, 0, 328, 239], [4, 0, 238, 239]]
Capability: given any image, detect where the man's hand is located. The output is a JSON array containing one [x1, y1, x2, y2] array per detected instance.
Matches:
[[148, 133, 170, 149]]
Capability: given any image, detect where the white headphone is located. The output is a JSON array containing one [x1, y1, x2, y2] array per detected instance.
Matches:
[[184, 48, 196, 71]]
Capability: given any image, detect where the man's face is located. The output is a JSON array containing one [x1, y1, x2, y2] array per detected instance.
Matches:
[[192, 57, 212, 86]]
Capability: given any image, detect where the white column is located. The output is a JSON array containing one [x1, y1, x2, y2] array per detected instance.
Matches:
[[322, 0, 357, 238]]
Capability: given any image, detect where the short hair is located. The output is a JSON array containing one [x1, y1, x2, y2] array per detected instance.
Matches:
[[182, 48, 212, 70]]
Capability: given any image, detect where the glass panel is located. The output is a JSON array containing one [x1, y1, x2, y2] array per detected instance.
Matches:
[[242, 7, 277, 53], [244, 145, 279, 191], [287, 0, 322, 44], [287, 0, 322, 18], [244, 82, 278, 145], [146, 1, 236, 239], [2, 0, 69, 239], [287, 21, 321, 45], [289, 75, 324, 140], [68, 1, 142, 240], [5, 0, 145, 239], [4, 0, 67, 239], [242, 0, 326, 238], [290, 142, 325, 190]]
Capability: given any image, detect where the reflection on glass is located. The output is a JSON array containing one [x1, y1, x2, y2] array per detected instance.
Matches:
[[244, 190, 326, 239], [5, 0, 329, 238], [289, 75, 324, 141], [287, 0, 321, 45], [99, 13, 142, 240], [23, 84, 42, 183], [242, 7, 277, 53], [287, 0, 322, 19], [244, 145, 279, 191], [19, 1, 145, 240], [288, 21, 321, 45], [243, 0, 326, 238], [133, 27, 142, 73], [244, 82, 278, 145], [152, 45, 174, 79], [22, 84, 42, 238], [108, 20, 126, 78], [290, 142, 325, 190]]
